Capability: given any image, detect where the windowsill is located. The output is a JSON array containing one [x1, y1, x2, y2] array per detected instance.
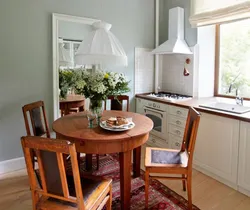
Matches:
[[214, 94, 250, 101]]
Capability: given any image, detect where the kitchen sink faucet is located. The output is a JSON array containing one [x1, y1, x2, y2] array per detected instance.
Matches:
[[228, 86, 243, 106], [227, 72, 243, 106], [235, 89, 243, 106]]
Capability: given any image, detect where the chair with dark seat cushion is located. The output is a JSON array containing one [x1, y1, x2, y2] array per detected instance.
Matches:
[[21, 136, 112, 210], [22, 101, 57, 167], [144, 107, 201, 209], [22, 100, 55, 138], [104, 95, 129, 111]]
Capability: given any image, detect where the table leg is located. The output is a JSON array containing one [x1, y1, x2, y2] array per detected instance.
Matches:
[[85, 154, 93, 171], [64, 106, 70, 115], [133, 146, 141, 178], [119, 150, 132, 210], [79, 105, 84, 112]]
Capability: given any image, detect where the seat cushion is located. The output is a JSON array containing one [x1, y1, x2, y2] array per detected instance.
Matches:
[[151, 149, 181, 164], [36, 173, 111, 210], [145, 147, 188, 167], [67, 176, 108, 202]]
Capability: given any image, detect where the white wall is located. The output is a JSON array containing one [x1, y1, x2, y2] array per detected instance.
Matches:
[[0, 0, 155, 162], [197, 25, 216, 97]]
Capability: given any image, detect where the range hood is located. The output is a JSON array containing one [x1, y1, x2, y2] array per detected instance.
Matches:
[[152, 7, 192, 55]]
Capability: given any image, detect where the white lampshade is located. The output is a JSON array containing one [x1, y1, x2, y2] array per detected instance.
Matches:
[[58, 39, 73, 67], [75, 21, 128, 68]]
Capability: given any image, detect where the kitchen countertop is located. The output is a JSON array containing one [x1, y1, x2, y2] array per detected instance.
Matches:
[[136, 93, 250, 122]]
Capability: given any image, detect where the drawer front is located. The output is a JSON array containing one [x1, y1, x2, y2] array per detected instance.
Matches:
[[168, 124, 185, 138], [169, 134, 182, 150], [168, 114, 186, 128], [171, 140, 182, 150], [168, 106, 188, 118], [156, 138, 169, 148], [147, 135, 169, 148]]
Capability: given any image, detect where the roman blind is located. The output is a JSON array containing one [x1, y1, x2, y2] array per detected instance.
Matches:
[[190, 0, 250, 27]]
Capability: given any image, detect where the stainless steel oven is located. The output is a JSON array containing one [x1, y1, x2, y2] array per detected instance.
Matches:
[[143, 101, 167, 140]]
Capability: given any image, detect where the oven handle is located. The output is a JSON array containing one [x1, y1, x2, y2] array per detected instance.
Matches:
[[144, 106, 165, 118]]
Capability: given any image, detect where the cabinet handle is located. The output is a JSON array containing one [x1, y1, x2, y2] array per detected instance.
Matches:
[[176, 110, 182, 115], [175, 130, 181, 135], [175, 142, 180, 146], [176, 120, 181, 125]]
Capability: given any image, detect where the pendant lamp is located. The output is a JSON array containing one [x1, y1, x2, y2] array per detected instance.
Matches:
[[58, 38, 73, 67], [75, 21, 128, 68]]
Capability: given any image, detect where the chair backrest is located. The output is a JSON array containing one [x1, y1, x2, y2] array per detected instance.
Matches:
[[22, 101, 50, 137], [181, 107, 201, 167], [21, 136, 84, 209], [104, 95, 129, 111]]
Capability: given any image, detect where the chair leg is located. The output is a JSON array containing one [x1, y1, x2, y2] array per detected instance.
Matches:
[[182, 174, 186, 191], [96, 154, 100, 170], [106, 185, 112, 210], [31, 191, 39, 210], [187, 175, 192, 210], [145, 169, 149, 209]]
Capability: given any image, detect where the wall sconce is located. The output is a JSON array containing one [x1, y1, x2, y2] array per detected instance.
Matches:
[[183, 58, 190, 76]]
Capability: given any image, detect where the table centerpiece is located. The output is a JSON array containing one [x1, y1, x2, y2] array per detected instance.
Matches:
[[72, 68, 130, 127]]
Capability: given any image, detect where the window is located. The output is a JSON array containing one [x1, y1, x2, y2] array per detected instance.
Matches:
[[215, 18, 250, 99]]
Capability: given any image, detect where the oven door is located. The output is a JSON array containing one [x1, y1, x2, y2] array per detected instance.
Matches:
[[143, 106, 167, 139]]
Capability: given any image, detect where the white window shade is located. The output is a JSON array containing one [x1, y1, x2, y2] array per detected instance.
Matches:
[[190, 0, 250, 27]]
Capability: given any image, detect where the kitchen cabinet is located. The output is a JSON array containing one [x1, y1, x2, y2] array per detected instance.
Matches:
[[238, 121, 250, 196], [194, 112, 239, 189], [136, 98, 145, 114], [135, 98, 188, 150], [147, 134, 169, 148], [136, 96, 250, 196], [167, 105, 188, 150]]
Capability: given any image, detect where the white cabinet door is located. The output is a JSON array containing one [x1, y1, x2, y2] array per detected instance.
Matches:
[[238, 121, 250, 196], [194, 112, 239, 188], [136, 98, 145, 114]]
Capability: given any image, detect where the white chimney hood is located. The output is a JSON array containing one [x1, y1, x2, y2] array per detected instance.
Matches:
[[152, 7, 192, 55]]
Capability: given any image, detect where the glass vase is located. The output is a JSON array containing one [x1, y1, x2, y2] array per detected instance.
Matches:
[[89, 99, 103, 127]]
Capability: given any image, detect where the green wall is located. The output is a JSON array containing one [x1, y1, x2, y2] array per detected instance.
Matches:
[[0, 0, 155, 161]]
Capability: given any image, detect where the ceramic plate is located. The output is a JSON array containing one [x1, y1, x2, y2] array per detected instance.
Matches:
[[100, 121, 135, 131]]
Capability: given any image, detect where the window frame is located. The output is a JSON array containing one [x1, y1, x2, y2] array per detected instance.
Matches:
[[214, 22, 250, 100]]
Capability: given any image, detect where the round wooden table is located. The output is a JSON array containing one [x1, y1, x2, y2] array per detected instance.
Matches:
[[59, 95, 85, 116], [52, 110, 153, 210]]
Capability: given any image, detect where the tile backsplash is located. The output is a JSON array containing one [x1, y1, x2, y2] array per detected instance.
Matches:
[[159, 51, 195, 96], [134, 48, 154, 94]]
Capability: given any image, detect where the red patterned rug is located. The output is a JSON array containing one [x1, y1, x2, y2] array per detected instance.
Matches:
[[77, 154, 200, 210]]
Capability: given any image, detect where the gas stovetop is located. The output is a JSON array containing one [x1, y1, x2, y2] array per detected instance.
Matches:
[[147, 92, 192, 102]]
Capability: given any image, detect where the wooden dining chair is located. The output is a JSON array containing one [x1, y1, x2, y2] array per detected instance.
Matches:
[[144, 107, 201, 209], [22, 100, 54, 138], [22, 101, 83, 169], [21, 136, 112, 210], [22, 101, 56, 167], [104, 95, 129, 111]]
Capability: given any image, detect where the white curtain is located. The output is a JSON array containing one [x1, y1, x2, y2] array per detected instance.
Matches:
[[190, 0, 250, 27]]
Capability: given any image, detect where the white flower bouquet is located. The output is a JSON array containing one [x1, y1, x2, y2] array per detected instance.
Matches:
[[73, 69, 130, 111]]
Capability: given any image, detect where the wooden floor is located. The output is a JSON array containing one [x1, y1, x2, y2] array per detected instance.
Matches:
[[1, 147, 250, 210]]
